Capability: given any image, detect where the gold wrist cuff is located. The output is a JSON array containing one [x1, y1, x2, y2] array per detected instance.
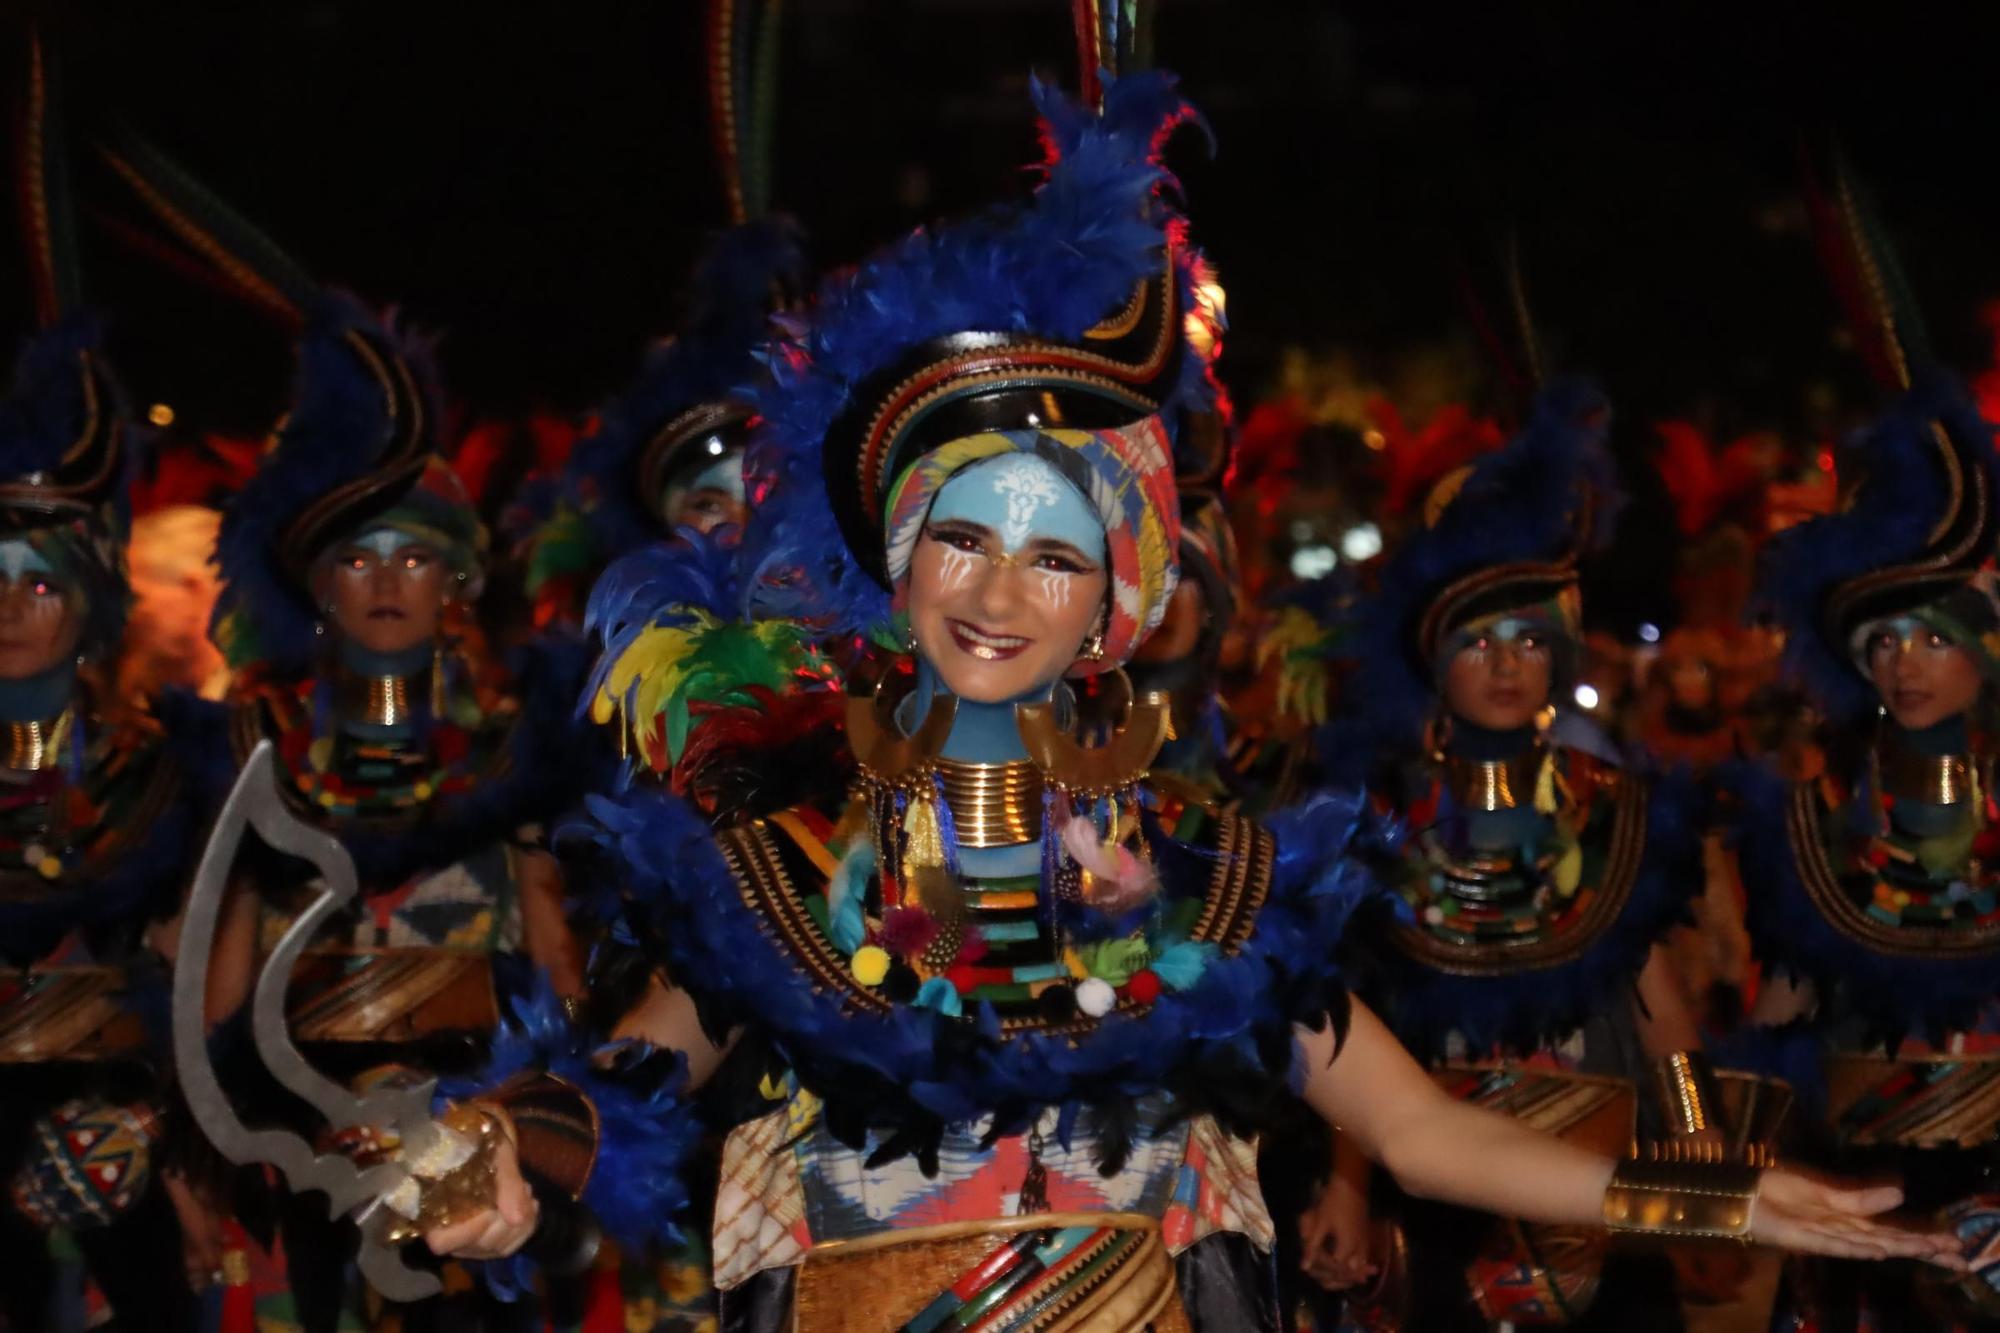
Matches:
[[1654, 1050, 1724, 1138], [1601, 1158, 1760, 1241]]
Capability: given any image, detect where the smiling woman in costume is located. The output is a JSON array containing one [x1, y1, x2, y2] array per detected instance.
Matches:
[[433, 72, 1956, 1332]]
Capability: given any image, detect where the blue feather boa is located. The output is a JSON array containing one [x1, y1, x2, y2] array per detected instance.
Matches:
[[1354, 762, 1701, 1060], [584, 780, 1387, 1164], [439, 973, 701, 1299], [1726, 757, 2000, 1043]]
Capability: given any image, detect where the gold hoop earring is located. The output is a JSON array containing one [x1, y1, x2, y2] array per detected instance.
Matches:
[[1425, 711, 1452, 764], [1015, 665, 1168, 798], [846, 651, 955, 782]]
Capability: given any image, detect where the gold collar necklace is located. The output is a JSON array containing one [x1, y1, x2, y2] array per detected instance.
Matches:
[[2, 711, 70, 772], [1441, 745, 1544, 813]]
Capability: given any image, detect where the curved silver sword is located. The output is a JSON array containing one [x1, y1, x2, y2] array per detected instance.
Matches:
[[172, 739, 447, 1301]]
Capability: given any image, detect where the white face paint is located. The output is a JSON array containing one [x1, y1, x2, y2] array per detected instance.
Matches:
[[0, 540, 53, 583], [1035, 566, 1075, 611], [937, 542, 978, 593], [352, 527, 407, 561], [988, 457, 1065, 553]]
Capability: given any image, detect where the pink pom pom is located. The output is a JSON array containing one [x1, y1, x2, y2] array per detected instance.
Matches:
[[1060, 815, 1158, 912]]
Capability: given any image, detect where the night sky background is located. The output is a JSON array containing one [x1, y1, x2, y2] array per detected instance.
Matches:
[[13, 2, 2000, 628]]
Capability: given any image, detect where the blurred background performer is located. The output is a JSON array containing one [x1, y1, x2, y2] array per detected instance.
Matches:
[[1731, 162, 2000, 1330], [0, 35, 225, 1331], [90, 123, 623, 1329]]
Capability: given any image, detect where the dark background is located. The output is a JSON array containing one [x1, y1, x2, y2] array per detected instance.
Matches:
[[14, 2, 2000, 629], [16, 3, 2000, 424]]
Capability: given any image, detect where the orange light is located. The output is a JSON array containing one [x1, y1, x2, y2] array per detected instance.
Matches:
[[147, 403, 175, 427]]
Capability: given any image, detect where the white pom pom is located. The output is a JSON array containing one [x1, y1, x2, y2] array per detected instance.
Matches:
[[1076, 977, 1117, 1018]]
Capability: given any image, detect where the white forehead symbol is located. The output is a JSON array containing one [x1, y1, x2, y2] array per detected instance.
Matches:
[[990, 458, 1063, 553], [353, 528, 405, 561]]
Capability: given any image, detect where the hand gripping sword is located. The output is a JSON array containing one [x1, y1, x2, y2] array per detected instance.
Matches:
[[173, 739, 499, 1301]]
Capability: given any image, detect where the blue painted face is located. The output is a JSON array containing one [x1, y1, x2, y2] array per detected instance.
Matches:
[[685, 451, 746, 501], [0, 537, 80, 683], [908, 454, 1110, 706], [349, 527, 407, 561], [925, 455, 1103, 562], [0, 540, 55, 582]]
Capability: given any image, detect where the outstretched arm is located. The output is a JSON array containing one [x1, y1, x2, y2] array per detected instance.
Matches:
[[1295, 998, 1958, 1264]]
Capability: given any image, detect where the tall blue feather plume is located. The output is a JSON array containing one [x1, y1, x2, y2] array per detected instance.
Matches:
[[737, 71, 1205, 642]]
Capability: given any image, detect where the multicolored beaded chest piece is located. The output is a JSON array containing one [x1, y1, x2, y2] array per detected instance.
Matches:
[[771, 663, 1263, 1031], [1791, 747, 2000, 950], [1384, 746, 1644, 972], [0, 714, 177, 892], [238, 670, 509, 824]]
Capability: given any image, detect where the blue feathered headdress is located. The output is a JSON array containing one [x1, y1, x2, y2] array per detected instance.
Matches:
[[2, 38, 138, 657], [1758, 373, 2000, 727], [211, 293, 457, 675], [0, 319, 137, 656], [736, 70, 1214, 642], [1332, 379, 1618, 767], [544, 218, 807, 579]]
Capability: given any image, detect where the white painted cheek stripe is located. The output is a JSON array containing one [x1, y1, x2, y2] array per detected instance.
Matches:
[[937, 544, 978, 593], [1035, 567, 1075, 611]]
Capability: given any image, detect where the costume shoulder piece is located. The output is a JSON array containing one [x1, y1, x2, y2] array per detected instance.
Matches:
[[1358, 747, 1698, 1059]]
